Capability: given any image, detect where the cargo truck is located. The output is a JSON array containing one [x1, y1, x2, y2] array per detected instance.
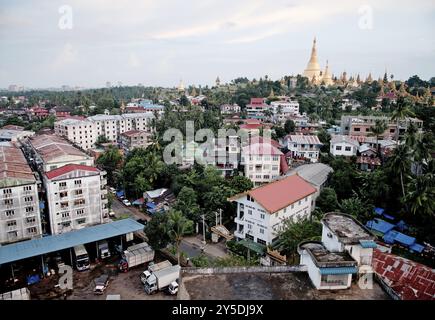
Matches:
[[144, 264, 180, 295], [98, 240, 111, 259], [118, 242, 155, 272], [140, 260, 172, 285]]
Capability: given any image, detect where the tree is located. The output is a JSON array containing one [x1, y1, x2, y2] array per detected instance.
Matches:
[[369, 119, 387, 157], [174, 186, 201, 222], [273, 218, 322, 263], [284, 119, 295, 134], [405, 173, 435, 217], [96, 135, 110, 146], [228, 175, 253, 194], [316, 187, 339, 212], [391, 97, 415, 141], [167, 210, 194, 264], [387, 144, 411, 200], [96, 146, 122, 186], [339, 197, 373, 222], [144, 212, 171, 249]]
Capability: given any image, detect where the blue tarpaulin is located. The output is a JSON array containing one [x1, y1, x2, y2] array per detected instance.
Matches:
[[319, 267, 358, 275], [27, 274, 40, 285], [374, 207, 385, 215], [366, 219, 395, 235], [383, 213, 395, 221], [396, 220, 409, 232], [359, 240, 377, 248], [116, 190, 125, 198], [39, 201, 45, 210], [409, 243, 425, 253], [383, 230, 416, 247]]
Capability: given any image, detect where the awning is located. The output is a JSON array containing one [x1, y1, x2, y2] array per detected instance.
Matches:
[[319, 266, 358, 275], [359, 240, 377, 248], [238, 239, 266, 255], [132, 198, 144, 205]]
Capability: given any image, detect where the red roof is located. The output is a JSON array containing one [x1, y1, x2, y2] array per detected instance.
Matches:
[[373, 249, 435, 300], [45, 164, 99, 180], [240, 123, 262, 130], [230, 175, 316, 213], [250, 98, 266, 105]]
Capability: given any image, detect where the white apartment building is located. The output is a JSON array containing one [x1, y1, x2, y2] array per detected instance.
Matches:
[[0, 145, 42, 244], [330, 135, 359, 157], [229, 175, 316, 245], [26, 134, 94, 172], [44, 164, 108, 235], [241, 142, 282, 186], [270, 100, 300, 123], [54, 113, 155, 150], [285, 134, 323, 163]]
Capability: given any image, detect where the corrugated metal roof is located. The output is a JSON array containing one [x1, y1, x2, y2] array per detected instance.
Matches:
[[319, 267, 358, 275], [359, 240, 377, 248], [0, 219, 144, 264]]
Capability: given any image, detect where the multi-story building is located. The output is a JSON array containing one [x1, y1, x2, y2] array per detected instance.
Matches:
[[0, 145, 42, 244], [25, 134, 94, 172], [284, 134, 323, 163], [241, 142, 283, 186], [229, 175, 316, 245], [330, 135, 359, 157], [119, 130, 152, 153], [44, 164, 108, 235], [54, 112, 155, 150], [270, 100, 300, 123], [340, 115, 423, 139], [220, 103, 241, 115], [246, 98, 269, 120]]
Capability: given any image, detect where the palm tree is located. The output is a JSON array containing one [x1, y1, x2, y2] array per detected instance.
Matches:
[[390, 97, 415, 141], [388, 144, 411, 200], [405, 173, 435, 217], [167, 210, 194, 264], [369, 119, 388, 157]]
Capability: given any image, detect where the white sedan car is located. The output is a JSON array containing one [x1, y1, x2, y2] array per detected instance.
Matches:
[[122, 199, 132, 206]]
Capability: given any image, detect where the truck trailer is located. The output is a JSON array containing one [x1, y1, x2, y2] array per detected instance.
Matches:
[[144, 265, 180, 295], [118, 242, 155, 272], [140, 260, 172, 285]]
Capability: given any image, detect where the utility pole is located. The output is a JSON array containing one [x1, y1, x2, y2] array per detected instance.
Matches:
[[219, 209, 222, 225], [202, 214, 206, 245]]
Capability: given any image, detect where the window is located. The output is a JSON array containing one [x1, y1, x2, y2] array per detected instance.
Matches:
[[390, 129, 395, 133], [7, 220, 17, 227], [4, 199, 13, 205], [24, 196, 33, 202], [76, 209, 85, 215], [26, 217, 36, 224], [27, 227, 37, 235], [345, 146, 351, 151], [59, 183, 66, 190], [74, 180, 82, 185], [305, 197, 308, 202], [257, 238, 266, 245], [75, 189, 83, 196], [298, 200, 301, 205], [59, 191, 68, 198], [25, 207, 34, 213], [335, 146, 342, 150], [272, 156, 279, 161], [248, 209, 252, 215], [259, 228, 265, 234], [247, 224, 252, 229], [23, 185, 32, 191], [5, 210, 14, 217], [62, 212, 70, 218], [260, 214, 265, 219]]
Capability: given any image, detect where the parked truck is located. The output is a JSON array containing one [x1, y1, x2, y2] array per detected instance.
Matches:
[[118, 242, 154, 272], [140, 260, 172, 285], [143, 264, 180, 295], [98, 240, 111, 259], [73, 244, 90, 271]]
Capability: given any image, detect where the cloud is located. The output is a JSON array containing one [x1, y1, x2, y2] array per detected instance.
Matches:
[[128, 52, 141, 67], [51, 43, 78, 70]]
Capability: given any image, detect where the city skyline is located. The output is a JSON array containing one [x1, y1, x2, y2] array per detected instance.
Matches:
[[0, 0, 434, 89]]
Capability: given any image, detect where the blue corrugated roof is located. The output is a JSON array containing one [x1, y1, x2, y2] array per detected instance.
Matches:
[[366, 219, 395, 235], [374, 207, 385, 215], [409, 243, 425, 253], [0, 219, 143, 265], [359, 240, 377, 248], [383, 230, 416, 247], [319, 266, 358, 275]]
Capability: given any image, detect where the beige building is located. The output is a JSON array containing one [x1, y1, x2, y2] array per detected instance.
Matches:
[[119, 130, 152, 153], [0, 145, 42, 244], [25, 134, 94, 173], [44, 164, 108, 235], [54, 113, 155, 151]]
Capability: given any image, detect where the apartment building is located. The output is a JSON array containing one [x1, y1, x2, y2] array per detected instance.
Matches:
[[241, 142, 283, 186], [246, 98, 269, 120], [54, 112, 155, 150], [229, 175, 316, 245], [25, 134, 94, 172], [284, 134, 323, 163], [119, 130, 152, 153], [340, 115, 423, 139], [0, 145, 42, 244], [270, 100, 300, 123], [44, 164, 108, 235], [330, 135, 359, 157]]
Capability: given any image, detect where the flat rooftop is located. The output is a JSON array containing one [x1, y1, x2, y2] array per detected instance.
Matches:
[[322, 213, 375, 244], [299, 242, 357, 268], [179, 267, 389, 300]]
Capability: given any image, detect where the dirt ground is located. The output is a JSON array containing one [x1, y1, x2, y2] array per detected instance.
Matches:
[[28, 257, 176, 300]]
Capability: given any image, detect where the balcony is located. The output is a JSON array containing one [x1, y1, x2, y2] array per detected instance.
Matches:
[[59, 185, 68, 191], [234, 229, 245, 238], [7, 225, 18, 232], [234, 216, 244, 224], [1, 193, 13, 199]]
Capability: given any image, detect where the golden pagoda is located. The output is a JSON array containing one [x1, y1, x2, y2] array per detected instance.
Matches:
[[215, 76, 221, 87], [303, 37, 322, 81], [268, 88, 275, 99], [120, 100, 126, 114], [191, 86, 197, 97], [177, 79, 185, 92], [322, 60, 334, 86], [366, 73, 373, 84]]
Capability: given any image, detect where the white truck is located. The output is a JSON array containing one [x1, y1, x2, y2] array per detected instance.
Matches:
[[140, 260, 172, 285], [144, 264, 180, 295], [98, 240, 111, 259], [73, 244, 90, 271], [118, 242, 155, 272]]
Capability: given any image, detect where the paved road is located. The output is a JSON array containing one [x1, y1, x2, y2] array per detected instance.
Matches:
[[111, 197, 151, 222]]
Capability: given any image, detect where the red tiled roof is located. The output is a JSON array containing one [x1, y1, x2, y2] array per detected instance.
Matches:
[[229, 175, 316, 213], [373, 249, 435, 300], [45, 164, 99, 180]]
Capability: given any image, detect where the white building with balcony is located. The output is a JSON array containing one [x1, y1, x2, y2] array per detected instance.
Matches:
[[270, 100, 300, 123], [0, 145, 42, 244], [284, 134, 323, 163], [229, 175, 316, 245], [44, 164, 108, 235], [240, 142, 283, 186]]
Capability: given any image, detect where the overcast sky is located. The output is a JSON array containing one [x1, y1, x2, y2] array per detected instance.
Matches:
[[0, 0, 434, 89]]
